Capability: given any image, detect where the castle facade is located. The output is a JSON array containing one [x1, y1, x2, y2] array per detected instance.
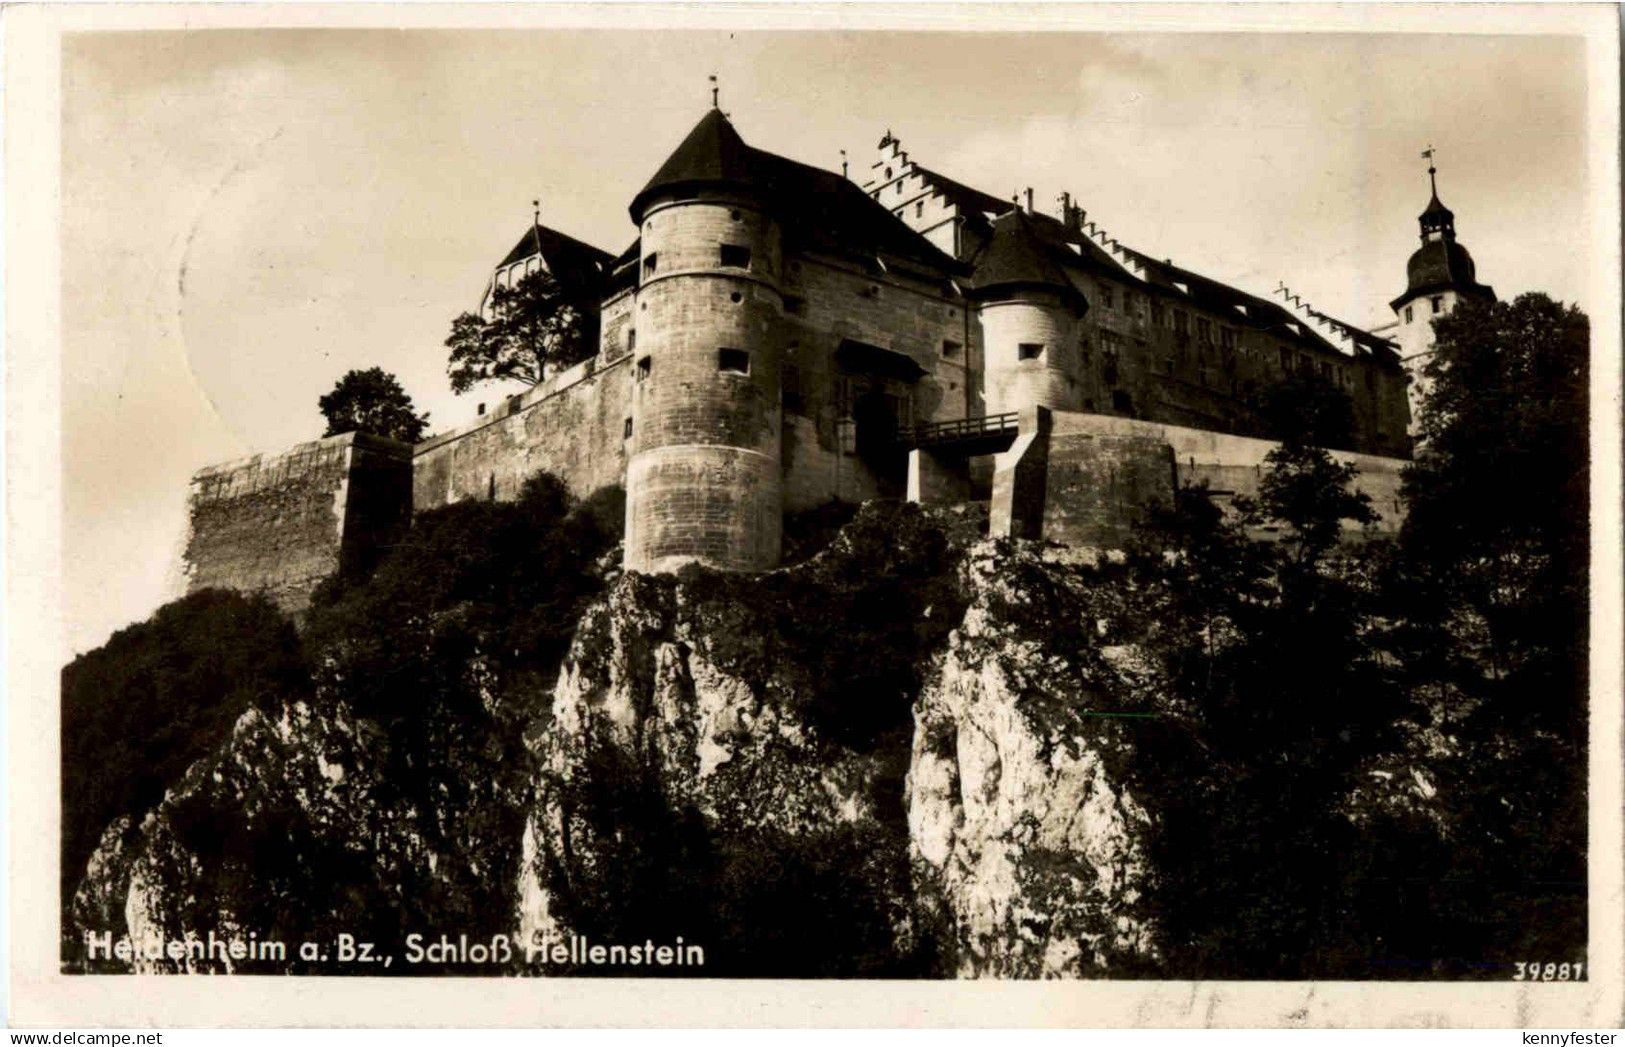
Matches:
[[182, 108, 1490, 613]]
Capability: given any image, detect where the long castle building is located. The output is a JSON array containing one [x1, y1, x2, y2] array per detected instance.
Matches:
[[182, 107, 1492, 613]]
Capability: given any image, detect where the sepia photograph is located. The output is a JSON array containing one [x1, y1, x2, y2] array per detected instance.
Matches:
[[8, 1, 1622, 1029]]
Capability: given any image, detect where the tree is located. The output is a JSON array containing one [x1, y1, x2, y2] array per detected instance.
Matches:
[[444, 268, 596, 394], [1400, 292, 1588, 693], [318, 367, 430, 444], [1256, 371, 1357, 450], [1249, 442, 1377, 571]]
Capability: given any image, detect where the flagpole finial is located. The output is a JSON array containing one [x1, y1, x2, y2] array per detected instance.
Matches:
[[532, 198, 540, 226], [709, 74, 719, 109], [1422, 144, 1438, 193]]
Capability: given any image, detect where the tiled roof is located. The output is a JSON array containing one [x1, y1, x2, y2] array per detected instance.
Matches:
[[967, 210, 1086, 304], [631, 111, 961, 276]]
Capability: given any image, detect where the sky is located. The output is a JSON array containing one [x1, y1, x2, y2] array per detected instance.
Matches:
[[59, 21, 1595, 657]]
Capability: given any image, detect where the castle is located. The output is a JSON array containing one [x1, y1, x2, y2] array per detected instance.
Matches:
[[181, 106, 1493, 613]]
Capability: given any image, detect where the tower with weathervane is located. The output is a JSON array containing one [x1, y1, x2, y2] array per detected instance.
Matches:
[[1389, 149, 1496, 434]]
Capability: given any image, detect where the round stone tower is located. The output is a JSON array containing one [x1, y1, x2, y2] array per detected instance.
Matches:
[[971, 210, 1090, 416], [624, 109, 784, 573]]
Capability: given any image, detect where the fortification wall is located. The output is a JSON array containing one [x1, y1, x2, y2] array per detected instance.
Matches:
[[183, 432, 413, 615], [990, 408, 1407, 550], [412, 353, 631, 511]]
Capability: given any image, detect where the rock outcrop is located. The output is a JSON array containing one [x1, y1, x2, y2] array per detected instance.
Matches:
[[65, 506, 1203, 977]]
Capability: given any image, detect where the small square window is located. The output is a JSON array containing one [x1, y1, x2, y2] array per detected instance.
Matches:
[[718, 348, 750, 375], [720, 244, 751, 268], [636, 356, 652, 380], [643, 253, 658, 276], [1018, 343, 1044, 361], [942, 339, 962, 358]]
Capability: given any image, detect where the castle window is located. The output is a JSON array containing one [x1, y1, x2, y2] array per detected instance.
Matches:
[[942, 339, 962, 358], [627, 329, 636, 352], [885, 166, 893, 180], [720, 244, 751, 268], [784, 363, 805, 414], [1278, 347, 1291, 371], [896, 182, 904, 195], [1018, 343, 1044, 361], [637, 356, 652, 380], [1173, 310, 1188, 335], [643, 253, 658, 277], [915, 201, 924, 218], [1150, 301, 1164, 325], [784, 295, 806, 315], [730, 291, 743, 304], [624, 417, 633, 439], [1098, 284, 1115, 310], [1196, 317, 1212, 343], [1405, 305, 1414, 323], [1431, 296, 1443, 314], [1112, 390, 1133, 414], [718, 348, 751, 375], [730, 209, 742, 221]]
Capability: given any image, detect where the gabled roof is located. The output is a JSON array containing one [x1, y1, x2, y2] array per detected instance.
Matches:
[[496, 222, 617, 297], [631, 110, 962, 277]]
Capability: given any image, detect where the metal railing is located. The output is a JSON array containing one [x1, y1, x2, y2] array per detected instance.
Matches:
[[895, 411, 1020, 448]]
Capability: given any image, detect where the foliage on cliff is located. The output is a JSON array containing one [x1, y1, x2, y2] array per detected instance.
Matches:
[[60, 591, 310, 917]]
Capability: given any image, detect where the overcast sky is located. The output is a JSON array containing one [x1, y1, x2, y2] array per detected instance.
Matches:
[[60, 22, 1595, 656]]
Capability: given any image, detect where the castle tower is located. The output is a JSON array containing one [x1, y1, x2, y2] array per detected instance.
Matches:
[[624, 109, 784, 573], [968, 209, 1090, 416], [1389, 155, 1495, 432]]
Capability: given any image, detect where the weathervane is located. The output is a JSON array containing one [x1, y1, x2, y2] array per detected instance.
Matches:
[[1422, 144, 1438, 194]]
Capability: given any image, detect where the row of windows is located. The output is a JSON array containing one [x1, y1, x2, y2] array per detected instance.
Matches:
[[633, 349, 752, 381], [1402, 296, 1446, 324], [641, 243, 754, 277]]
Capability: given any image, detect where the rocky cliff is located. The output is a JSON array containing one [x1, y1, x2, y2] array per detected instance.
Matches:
[[66, 504, 1193, 977]]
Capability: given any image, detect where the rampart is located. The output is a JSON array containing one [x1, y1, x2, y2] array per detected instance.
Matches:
[[182, 431, 413, 615], [412, 350, 632, 510], [989, 408, 1407, 549]]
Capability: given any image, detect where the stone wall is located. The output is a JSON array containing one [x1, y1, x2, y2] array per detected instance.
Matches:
[[989, 408, 1408, 550], [183, 432, 413, 615], [412, 354, 632, 511]]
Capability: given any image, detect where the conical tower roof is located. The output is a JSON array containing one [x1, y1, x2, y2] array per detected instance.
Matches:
[[968, 209, 1084, 305], [629, 109, 761, 219]]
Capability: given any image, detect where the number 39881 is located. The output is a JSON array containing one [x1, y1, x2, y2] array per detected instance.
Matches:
[[1514, 962, 1585, 981]]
